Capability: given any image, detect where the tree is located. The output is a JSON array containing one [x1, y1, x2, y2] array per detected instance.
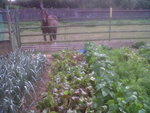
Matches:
[[136, 0, 150, 9], [2, 0, 150, 9], [0, 0, 7, 8]]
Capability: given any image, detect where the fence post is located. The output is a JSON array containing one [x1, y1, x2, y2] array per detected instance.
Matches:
[[0, 12, 4, 41], [6, 6, 17, 51], [15, 8, 21, 47], [109, 7, 112, 41]]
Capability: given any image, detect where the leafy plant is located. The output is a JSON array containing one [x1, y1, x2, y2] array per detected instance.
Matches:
[[36, 42, 150, 113], [37, 50, 95, 113], [0, 49, 46, 113], [132, 41, 146, 49], [85, 42, 150, 113], [138, 44, 150, 63]]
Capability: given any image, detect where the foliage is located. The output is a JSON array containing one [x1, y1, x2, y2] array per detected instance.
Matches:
[[132, 41, 146, 49], [0, 49, 46, 113], [36, 50, 95, 113], [8, 0, 150, 9], [132, 42, 150, 63], [138, 44, 150, 63], [37, 42, 150, 113], [85, 42, 150, 113]]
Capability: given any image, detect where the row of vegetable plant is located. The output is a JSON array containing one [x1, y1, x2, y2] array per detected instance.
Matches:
[[85, 42, 150, 113], [0, 50, 46, 113], [138, 44, 150, 63], [36, 42, 150, 113], [36, 50, 96, 112], [132, 41, 150, 63]]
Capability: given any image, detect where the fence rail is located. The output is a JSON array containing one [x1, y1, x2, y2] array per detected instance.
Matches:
[[21, 37, 150, 45], [20, 23, 150, 30], [0, 31, 9, 34], [20, 29, 150, 37], [0, 8, 150, 50]]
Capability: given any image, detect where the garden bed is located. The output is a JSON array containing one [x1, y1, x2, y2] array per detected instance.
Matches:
[[0, 49, 47, 113], [1, 42, 150, 113], [34, 42, 150, 113]]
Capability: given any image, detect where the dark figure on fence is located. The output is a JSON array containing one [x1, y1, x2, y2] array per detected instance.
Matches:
[[40, 8, 58, 41]]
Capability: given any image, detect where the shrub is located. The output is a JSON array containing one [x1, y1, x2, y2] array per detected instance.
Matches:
[[138, 44, 150, 63], [132, 41, 146, 49]]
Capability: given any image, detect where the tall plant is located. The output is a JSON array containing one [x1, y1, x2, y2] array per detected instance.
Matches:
[[0, 49, 46, 113]]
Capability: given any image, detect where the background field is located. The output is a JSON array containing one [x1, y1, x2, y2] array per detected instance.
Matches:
[[2, 19, 150, 44]]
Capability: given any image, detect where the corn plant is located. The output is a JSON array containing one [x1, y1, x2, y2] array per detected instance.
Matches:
[[0, 49, 46, 113]]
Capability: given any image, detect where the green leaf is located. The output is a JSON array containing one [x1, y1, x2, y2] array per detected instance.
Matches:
[[64, 90, 70, 95], [138, 109, 146, 113], [101, 89, 108, 97]]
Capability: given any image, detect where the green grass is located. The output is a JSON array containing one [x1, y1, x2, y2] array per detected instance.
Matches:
[[20, 19, 150, 26], [63, 19, 150, 25]]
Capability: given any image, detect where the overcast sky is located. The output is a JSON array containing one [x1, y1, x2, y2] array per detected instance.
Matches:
[[8, 0, 16, 2]]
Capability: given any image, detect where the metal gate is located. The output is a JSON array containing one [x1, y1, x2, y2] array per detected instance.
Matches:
[[13, 8, 150, 52]]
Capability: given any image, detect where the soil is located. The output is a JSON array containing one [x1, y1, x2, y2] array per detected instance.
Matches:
[[21, 54, 53, 113], [21, 40, 135, 53], [0, 40, 12, 56]]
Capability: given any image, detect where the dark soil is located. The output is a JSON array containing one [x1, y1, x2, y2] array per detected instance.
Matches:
[[20, 54, 53, 113], [0, 40, 12, 56], [21, 40, 135, 53]]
